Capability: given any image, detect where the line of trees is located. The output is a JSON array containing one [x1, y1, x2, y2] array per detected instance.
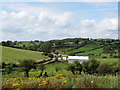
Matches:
[[2, 59, 119, 77], [67, 59, 119, 76]]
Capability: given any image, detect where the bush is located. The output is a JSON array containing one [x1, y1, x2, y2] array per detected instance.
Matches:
[[19, 60, 36, 77], [67, 61, 83, 75], [98, 63, 112, 75], [4, 63, 14, 74], [82, 59, 100, 75], [2, 62, 6, 68], [111, 63, 120, 75], [43, 52, 48, 56], [55, 66, 61, 72], [48, 53, 54, 59], [43, 71, 48, 77], [102, 56, 107, 58], [69, 52, 75, 56], [38, 64, 45, 77], [113, 55, 118, 58], [73, 61, 82, 75], [67, 64, 75, 75]]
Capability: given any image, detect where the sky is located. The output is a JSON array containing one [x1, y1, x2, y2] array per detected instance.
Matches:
[[1, 1, 119, 41]]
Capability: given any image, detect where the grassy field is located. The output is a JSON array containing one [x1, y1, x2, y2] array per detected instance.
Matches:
[[76, 48, 103, 55], [64, 44, 99, 54], [97, 58, 118, 63], [2, 74, 118, 88], [1, 46, 48, 63]]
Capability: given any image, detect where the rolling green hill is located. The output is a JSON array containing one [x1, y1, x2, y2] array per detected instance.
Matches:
[[1, 46, 48, 63]]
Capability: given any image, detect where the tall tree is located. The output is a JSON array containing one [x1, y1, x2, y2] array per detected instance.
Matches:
[[40, 42, 53, 53], [20, 60, 36, 77], [38, 64, 45, 77], [82, 59, 100, 74], [74, 61, 83, 75]]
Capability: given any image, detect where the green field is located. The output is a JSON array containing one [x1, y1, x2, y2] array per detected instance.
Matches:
[[76, 48, 103, 55], [64, 44, 99, 54], [1, 46, 48, 63], [97, 58, 118, 63]]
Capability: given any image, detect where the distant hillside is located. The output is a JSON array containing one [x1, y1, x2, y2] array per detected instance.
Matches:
[[64, 44, 100, 55], [1, 46, 48, 63], [1, 38, 119, 57]]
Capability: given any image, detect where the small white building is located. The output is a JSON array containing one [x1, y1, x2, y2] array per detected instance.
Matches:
[[62, 57, 67, 60], [68, 42, 75, 44], [68, 56, 89, 63], [78, 42, 82, 44]]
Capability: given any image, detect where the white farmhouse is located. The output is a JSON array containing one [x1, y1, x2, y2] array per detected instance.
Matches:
[[62, 57, 67, 60], [68, 56, 89, 63]]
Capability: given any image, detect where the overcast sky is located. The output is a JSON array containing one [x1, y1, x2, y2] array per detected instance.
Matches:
[[1, 1, 118, 41]]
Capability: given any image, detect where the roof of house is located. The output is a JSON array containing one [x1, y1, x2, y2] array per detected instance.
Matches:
[[68, 56, 89, 60]]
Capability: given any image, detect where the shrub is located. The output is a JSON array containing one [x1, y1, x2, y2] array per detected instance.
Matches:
[[113, 55, 118, 58], [69, 52, 75, 56], [73, 61, 82, 75], [4, 63, 14, 74], [43, 71, 48, 77], [2, 62, 6, 68], [55, 66, 61, 72], [38, 64, 45, 77], [82, 59, 100, 75], [98, 63, 112, 75], [43, 52, 48, 56], [48, 53, 54, 59], [19, 60, 36, 77], [111, 63, 120, 75], [67, 64, 75, 75], [102, 56, 107, 58]]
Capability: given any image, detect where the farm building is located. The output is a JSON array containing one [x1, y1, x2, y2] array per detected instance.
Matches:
[[62, 57, 67, 60], [58, 57, 67, 61], [68, 56, 89, 63]]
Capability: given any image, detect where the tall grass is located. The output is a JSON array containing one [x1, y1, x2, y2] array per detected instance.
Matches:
[[2, 74, 118, 88]]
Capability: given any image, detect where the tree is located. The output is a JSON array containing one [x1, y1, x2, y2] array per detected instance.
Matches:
[[69, 52, 75, 56], [52, 48, 56, 53], [74, 39, 79, 44], [48, 53, 54, 59], [82, 59, 100, 74], [19, 60, 36, 77], [67, 64, 75, 75], [98, 63, 112, 75], [40, 42, 53, 53], [55, 57, 58, 61], [55, 66, 61, 72], [38, 64, 45, 77], [4, 63, 14, 74], [111, 63, 120, 75], [74, 61, 82, 75]]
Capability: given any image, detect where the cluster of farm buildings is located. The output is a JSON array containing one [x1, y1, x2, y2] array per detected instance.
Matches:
[[58, 56, 89, 63]]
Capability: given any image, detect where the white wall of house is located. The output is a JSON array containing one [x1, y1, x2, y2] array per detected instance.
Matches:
[[62, 57, 67, 60], [68, 56, 89, 63]]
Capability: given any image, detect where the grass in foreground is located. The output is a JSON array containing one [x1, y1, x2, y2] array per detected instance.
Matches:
[[2, 74, 118, 88]]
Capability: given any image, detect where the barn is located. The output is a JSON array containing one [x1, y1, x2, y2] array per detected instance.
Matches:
[[68, 56, 89, 63]]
